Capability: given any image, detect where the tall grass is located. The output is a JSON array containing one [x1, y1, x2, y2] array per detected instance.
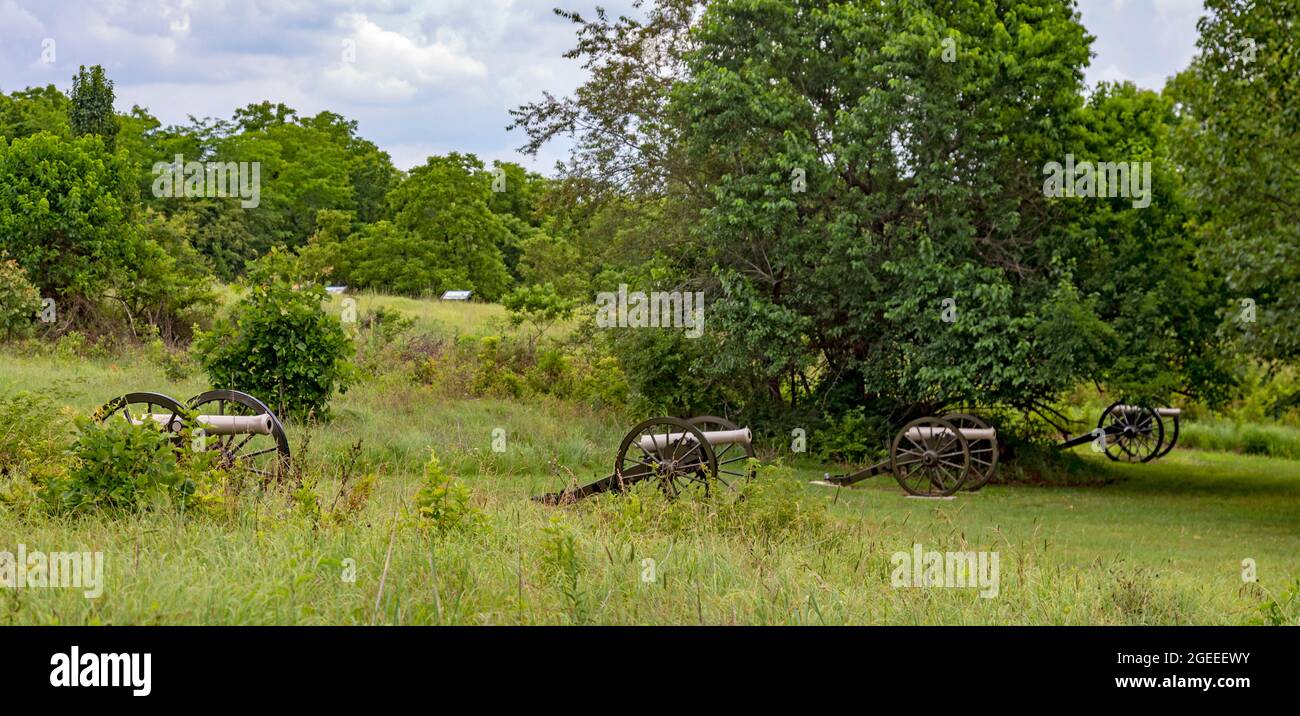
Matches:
[[1179, 420, 1300, 461]]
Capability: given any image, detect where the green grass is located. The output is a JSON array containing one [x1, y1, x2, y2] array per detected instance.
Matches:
[[325, 292, 510, 337], [2, 304, 1298, 625], [1179, 419, 1300, 461]]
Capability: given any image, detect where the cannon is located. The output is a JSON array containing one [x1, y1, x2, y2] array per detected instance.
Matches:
[[812, 413, 1000, 497], [535, 415, 756, 505], [1056, 401, 1180, 463], [95, 390, 291, 478]]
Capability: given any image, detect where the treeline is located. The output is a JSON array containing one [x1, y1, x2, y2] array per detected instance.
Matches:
[[0, 66, 629, 344]]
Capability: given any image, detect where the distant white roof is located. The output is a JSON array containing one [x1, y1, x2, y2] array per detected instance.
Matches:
[[441, 290, 472, 301], [326, 285, 348, 295]]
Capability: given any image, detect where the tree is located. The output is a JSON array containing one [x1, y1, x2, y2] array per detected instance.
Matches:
[[1167, 0, 1300, 364], [384, 154, 513, 300], [69, 65, 118, 150], [668, 0, 1099, 418], [0, 133, 140, 309], [503, 283, 579, 355], [0, 132, 212, 336]]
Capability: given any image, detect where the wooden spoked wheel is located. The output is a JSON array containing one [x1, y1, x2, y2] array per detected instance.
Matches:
[[1098, 402, 1164, 464], [942, 413, 999, 491], [188, 390, 291, 480], [890, 417, 970, 497], [687, 415, 755, 489], [96, 392, 188, 437], [615, 417, 718, 499]]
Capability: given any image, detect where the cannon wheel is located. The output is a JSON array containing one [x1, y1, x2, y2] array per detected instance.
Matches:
[[687, 415, 755, 488], [1098, 402, 1164, 464], [1155, 410, 1180, 459], [891, 417, 970, 497], [942, 413, 999, 491], [96, 392, 187, 435], [615, 417, 718, 499], [188, 390, 291, 479]]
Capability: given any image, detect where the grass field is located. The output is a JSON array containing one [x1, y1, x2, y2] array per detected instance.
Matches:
[[2, 300, 1298, 626]]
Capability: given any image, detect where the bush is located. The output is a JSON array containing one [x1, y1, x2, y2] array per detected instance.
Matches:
[[412, 451, 479, 534], [47, 416, 212, 512], [815, 408, 887, 464], [0, 258, 41, 341], [194, 250, 354, 421]]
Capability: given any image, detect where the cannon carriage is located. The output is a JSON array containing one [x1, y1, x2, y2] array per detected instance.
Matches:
[[812, 413, 1001, 497], [95, 389, 291, 478], [536, 415, 756, 505], [1056, 401, 1181, 463]]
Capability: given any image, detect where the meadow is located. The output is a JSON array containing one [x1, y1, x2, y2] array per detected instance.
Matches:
[[1, 297, 1298, 626]]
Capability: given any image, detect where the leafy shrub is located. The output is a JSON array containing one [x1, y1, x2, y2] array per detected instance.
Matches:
[[0, 258, 41, 341], [194, 250, 355, 421], [575, 355, 630, 408], [47, 416, 213, 512], [145, 336, 194, 381], [815, 408, 887, 464], [412, 451, 479, 533], [503, 282, 578, 354], [471, 335, 526, 399]]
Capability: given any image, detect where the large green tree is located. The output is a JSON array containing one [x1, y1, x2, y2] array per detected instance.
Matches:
[[1167, 0, 1300, 364], [518, 0, 1229, 422]]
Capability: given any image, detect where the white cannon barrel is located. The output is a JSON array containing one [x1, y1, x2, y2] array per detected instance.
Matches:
[[136, 413, 274, 436], [1116, 405, 1180, 417], [904, 426, 997, 442], [638, 428, 752, 453]]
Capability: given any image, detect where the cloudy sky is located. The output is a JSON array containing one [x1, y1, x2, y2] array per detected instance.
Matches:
[[0, 0, 1207, 173]]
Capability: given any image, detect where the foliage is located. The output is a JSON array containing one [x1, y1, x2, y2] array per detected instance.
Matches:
[[193, 250, 355, 420], [1168, 0, 1300, 364], [47, 415, 211, 513], [814, 408, 887, 465], [0, 85, 72, 141], [0, 132, 139, 301], [68, 65, 119, 149], [412, 452, 480, 534], [384, 154, 513, 300], [503, 282, 579, 353], [0, 258, 42, 341]]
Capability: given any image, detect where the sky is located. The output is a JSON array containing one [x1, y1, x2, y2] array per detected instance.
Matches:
[[0, 0, 1208, 173]]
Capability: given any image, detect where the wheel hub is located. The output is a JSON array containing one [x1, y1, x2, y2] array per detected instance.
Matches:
[[922, 450, 938, 466]]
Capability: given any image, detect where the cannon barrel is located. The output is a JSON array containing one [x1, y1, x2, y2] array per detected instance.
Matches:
[[903, 426, 997, 442], [135, 413, 274, 436], [1114, 404, 1180, 418], [638, 427, 752, 453]]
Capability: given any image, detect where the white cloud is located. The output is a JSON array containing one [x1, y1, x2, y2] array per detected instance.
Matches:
[[315, 13, 487, 104]]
